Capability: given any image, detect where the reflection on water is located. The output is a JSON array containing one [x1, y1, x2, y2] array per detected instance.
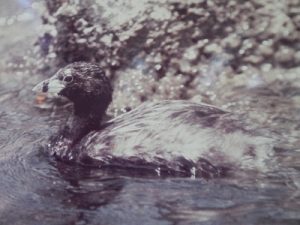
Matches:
[[0, 0, 300, 225]]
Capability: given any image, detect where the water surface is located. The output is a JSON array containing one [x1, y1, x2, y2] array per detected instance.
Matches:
[[0, 1, 300, 225]]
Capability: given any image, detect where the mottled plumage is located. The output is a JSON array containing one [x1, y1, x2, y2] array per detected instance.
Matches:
[[33, 62, 276, 178]]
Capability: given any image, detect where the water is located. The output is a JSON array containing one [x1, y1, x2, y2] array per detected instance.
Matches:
[[0, 1, 300, 224]]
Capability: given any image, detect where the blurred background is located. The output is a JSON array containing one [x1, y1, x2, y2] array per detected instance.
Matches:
[[0, 0, 300, 224]]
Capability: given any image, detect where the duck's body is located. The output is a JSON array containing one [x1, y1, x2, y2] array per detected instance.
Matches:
[[33, 62, 275, 177]]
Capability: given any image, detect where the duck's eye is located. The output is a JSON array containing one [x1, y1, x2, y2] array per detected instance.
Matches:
[[63, 75, 73, 83]]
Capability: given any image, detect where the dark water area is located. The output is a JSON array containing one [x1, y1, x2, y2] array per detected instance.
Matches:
[[1, 1, 300, 225]]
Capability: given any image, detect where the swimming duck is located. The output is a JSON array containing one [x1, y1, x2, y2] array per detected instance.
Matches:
[[33, 62, 275, 177]]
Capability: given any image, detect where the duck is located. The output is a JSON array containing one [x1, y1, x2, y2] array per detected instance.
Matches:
[[32, 62, 276, 178]]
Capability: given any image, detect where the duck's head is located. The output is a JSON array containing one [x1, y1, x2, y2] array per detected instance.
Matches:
[[33, 62, 113, 117]]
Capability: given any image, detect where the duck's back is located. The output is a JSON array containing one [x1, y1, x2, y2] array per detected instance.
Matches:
[[77, 100, 275, 175]]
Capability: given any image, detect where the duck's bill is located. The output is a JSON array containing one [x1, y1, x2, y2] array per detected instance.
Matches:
[[32, 77, 65, 95]]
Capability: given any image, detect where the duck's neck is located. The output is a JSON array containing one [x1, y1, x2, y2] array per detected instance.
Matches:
[[62, 100, 106, 146]]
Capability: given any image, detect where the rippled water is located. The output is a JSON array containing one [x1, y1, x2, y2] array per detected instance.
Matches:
[[0, 1, 300, 225]]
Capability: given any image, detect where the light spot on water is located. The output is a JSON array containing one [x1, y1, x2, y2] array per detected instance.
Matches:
[[190, 167, 196, 179], [155, 167, 161, 176]]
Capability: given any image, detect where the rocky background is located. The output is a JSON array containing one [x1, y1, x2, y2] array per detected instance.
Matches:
[[16, 0, 300, 141], [1, 2, 300, 224]]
